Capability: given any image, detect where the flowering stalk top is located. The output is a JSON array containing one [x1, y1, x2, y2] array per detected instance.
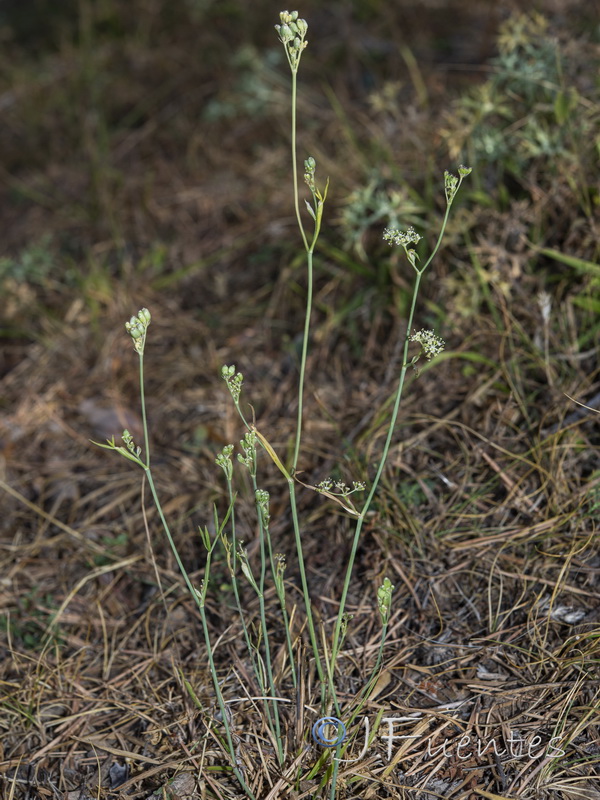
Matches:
[[275, 10, 308, 72], [125, 308, 151, 354]]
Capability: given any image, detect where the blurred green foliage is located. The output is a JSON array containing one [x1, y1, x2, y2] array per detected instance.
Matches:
[[443, 12, 599, 218]]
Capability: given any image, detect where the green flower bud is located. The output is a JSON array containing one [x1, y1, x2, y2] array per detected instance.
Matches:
[[444, 170, 459, 203], [280, 24, 293, 41], [406, 249, 419, 268], [216, 444, 234, 481], [377, 578, 394, 625], [238, 546, 259, 594], [256, 489, 271, 527]]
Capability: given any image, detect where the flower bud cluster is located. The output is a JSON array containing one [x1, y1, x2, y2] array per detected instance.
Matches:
[[304, 156, 316, 191], [122, 429, 142, 459], [125, 308, 151, 354], [255, 489, 271, 528], [377, 578, 394, 625], [215, 444, 234, 481], [275, 10, 308, 70], [445, 165, 472, 203], [221, 365, 243, 405], [238, 430, 257, 476], [273, 553, 286, 603], [238, 544, 259, 593], [274, 552, 286, 577]]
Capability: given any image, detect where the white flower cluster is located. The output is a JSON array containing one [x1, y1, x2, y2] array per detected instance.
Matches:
[[317, 479, 366, 496], [382, 226, 421, 248], [410, 329, 445, 360]]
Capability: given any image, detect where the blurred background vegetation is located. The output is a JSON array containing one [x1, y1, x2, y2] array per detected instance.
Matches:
[[1, 0, 598, 346]]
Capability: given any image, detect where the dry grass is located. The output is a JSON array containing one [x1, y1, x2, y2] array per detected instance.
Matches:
[[1, 1, 599, 798]]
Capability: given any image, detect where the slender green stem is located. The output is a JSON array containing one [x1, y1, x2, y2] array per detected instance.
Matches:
[[292, 248, 313, 472], [139, 353, 150, 468], [289, 62, 315, 473], [225, 485, 266, 700], [329, 744, 342, 800], [233, 399, 249, 429], [225, 432, 297, 692], [138, 349, 253, 798], [291, 69, 309, 253], [419, 193, 457, 273], [320, 623, 341, 717], [287, 59, 326, 705], [332, 185, 463, 667], [257, 591, 284, 762], [264, 524, 297, 688], [331, 269, 422, 663], [287, 480, 326, 695], [144, 469, 255, 799], [251, 480, 284, 762], [283, 42, 331, 709], [198, 606, 256, 799], [347, 623, 389, 726]]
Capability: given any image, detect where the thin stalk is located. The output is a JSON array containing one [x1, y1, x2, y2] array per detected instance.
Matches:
[[138, 354, 150, 468], [136, 346, 254, 799], [225, 484, 269, 711], [287, 480, 326, 695], [287, 56, 327, 704], [226, 413, 298, 691], [251, 480, 284, 763], [332, 189, 461, 666], [321, 624, 341, 718], [292, 248, 313, 472], [199, 605, 256, 799], [330, 269, 422, 664], [290, 68, 309, 253], [233, 413, 325, 699], [256, 590, 284, 762], [281, 28, 329, 706], [346, 622, 389, 726], [329, 744, 342, 800], [144, 469, 255, 799], [265, 525, 297, 688]]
